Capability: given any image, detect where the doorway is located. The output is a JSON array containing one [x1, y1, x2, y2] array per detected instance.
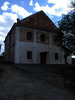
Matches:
[[40, 52, 47, 64]]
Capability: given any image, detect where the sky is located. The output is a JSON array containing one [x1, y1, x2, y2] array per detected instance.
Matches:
[[0, 0, 73, 55]]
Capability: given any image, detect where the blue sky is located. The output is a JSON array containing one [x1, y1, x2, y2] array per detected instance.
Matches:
[[0, 0, 73, 54]]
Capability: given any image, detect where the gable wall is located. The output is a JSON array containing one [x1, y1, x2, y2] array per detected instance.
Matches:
[[21, 11, 57, 32]]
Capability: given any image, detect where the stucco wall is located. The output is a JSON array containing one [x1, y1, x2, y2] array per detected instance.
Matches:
[[20, 28, 34, 42], [19, 42, 34, 64], [52, 46, 64, 64], [9, 28, 15, 62], [19, 42, 50, 64], [4, 35, 9, 61], [36, 43, 50, 64], [20, 27, 50, 45], [18, 41, 64, 64], [14, 27, 66, 64], [9, 46, 15, 62]]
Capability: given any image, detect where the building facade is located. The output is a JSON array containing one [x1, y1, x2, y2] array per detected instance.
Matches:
[[4, 11, 72, 64]]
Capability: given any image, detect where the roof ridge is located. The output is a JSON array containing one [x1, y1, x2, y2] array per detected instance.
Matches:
[[20, 10, 44, 22]]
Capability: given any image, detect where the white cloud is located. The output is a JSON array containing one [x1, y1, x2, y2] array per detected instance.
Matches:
[[47, 0, 70, 7], [34, 2, 50, 13], [0, 38, 4, 54], [0, 12, 18, 53], [1, 1, 10, 11], [47, 0, 72, 14], [34, 0, 72, 17], [29, 0, 33, 6], [0, 2, 33, 53], [34, 2, 55, 17], [0, 12, 18, 29], [11, 4, 32, 18]]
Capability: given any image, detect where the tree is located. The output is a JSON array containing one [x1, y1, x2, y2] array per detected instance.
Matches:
[[1, 52, 4, 56], [0, 44, 2, 52], [54, 29, 73, 64], [70, 1, 75, 11], [54, 2, 75, 64]]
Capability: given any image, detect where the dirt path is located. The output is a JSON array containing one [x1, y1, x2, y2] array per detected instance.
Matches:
[[0, 63, 75, 100]]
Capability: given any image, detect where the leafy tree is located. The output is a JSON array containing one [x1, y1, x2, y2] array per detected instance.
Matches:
[[70, 1, 75, 11], [0, 44, 1, 52], [54, 2, 75, 64], [1, 52, 4, 56]]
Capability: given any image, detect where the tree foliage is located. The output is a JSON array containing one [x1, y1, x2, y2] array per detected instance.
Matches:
[[54, 2, 75, 63], [58, 11, 75, 55], [70, 1, 75, 11], [58, 12, 75, 35]]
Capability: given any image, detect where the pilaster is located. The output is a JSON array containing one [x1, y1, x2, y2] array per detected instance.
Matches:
[[34, 30, 36, 63], [14, 27, 20, 64], [49, 33, 52, 64]]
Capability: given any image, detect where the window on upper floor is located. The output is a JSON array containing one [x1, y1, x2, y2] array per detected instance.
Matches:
[[27, 32, 32, 40], [41, 34, 45, 42], [27, 51, 32, 59], [55, 53, 58, 60]]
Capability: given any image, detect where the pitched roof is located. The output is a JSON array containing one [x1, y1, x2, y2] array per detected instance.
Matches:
[[4, 11, 58, 42], [17, 10, 58, 32]]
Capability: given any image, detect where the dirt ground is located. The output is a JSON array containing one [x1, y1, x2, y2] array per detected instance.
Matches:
[[0, 63, 75, 100]]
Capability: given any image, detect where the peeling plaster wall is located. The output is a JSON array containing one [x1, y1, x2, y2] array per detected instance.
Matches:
[[19, 42, 34, 64], [18, 41, 65, 64], [14, 27, 66, 64]]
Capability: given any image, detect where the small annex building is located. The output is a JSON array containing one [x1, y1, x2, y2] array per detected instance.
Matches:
[[4, 11, 72, 64]]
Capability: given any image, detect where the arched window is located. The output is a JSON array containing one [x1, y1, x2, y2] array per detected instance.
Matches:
[[41, 34, 45, 42], [27, 32, 32, 40]]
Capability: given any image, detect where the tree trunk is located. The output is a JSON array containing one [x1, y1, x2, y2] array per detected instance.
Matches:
[[64, 54, 68, 64]]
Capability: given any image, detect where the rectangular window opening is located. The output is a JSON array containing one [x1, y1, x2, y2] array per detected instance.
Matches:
[[27, 51, 32, 59], [55, 53, 58, 60]]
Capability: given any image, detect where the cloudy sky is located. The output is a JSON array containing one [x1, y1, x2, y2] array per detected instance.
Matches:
[[0, 0, 73, 53]]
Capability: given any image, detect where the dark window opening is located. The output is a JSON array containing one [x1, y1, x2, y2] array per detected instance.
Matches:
[[41, 34, 45, 42], [27, 32, 32, 40], [55, 53, 58, 60], [27, 51, 32, 59]]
